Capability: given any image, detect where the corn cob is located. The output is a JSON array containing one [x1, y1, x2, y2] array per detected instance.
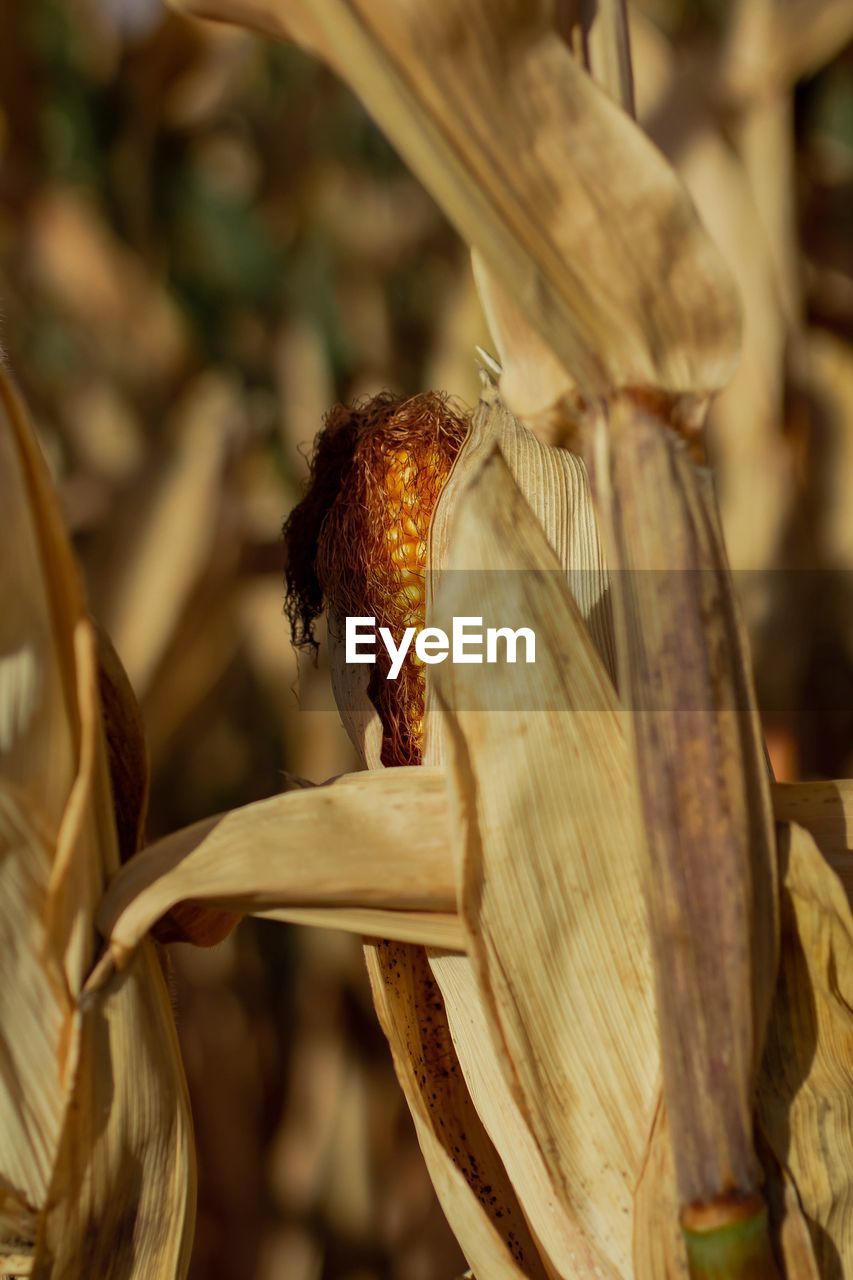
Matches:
[[283, 391, 468, 765]]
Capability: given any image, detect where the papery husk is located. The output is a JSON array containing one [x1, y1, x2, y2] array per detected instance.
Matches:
[[365, 940, 551, 1279], [0, 384, 78, 1228], [424, 377, 615, 752], [757, 821, 853, 1274], [432, 444, 657, 1276], [428, 951, 609, 1280], [590, 395, 779, 1221], [0, 784, 65, 1246], [0, 369, 195, 1278], [96, 768, 458, 962], [424, 390, 647, 1279], [168, 0, 740, 400]]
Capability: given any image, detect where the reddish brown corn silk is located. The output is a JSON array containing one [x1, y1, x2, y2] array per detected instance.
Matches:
[[283, 392, 469, 766]]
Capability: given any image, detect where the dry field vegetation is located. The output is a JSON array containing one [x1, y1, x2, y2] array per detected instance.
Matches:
[[1, 1, 853, 1278]]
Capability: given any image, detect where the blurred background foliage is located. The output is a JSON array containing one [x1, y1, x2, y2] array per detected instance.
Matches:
[[0, 0, 851, 1276]]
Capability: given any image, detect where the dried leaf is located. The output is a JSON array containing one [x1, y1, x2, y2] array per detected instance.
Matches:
[[432, 444, 657, 1276], [469, 253, 576, 442], [36, 944, 196, 1280], [365, 940, 549, 1278], [97, 767, 457, 959], [425, 384, 615, 763], [757, 822, 853, 1275], [429, 952, 609, 1280], [0, 368, 195, 1277]]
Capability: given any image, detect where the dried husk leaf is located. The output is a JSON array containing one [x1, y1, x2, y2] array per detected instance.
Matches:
[[428, 951, 609, 1280], [467, 0, 633, 437], [96, 767, 457, 960], [757, 822, 853, 1275], [364, 939, 550, 1279], [432, 444, 658, 1276], [425, 382, 615, 762], [423, 391, 645, 1278], [0, 369, 195, 1277], [593, 396, 779, 1216], [365, 936, 548, 1275], [169, 0, 740, 399]]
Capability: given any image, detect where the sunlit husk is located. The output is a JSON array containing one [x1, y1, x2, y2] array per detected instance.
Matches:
[[0, 370, 195, 1278], [424, 376, 615, 736], [364, 940, 550, 1278], [432, 445, 657, 1276], [96, 768, 458, 960], [428, 952, 611, 1280]]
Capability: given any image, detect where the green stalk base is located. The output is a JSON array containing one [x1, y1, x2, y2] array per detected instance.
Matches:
[[682, 1198, 781, 1280]]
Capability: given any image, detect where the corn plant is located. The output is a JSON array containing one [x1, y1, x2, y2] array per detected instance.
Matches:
[[1, 2, 852, 1279]]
